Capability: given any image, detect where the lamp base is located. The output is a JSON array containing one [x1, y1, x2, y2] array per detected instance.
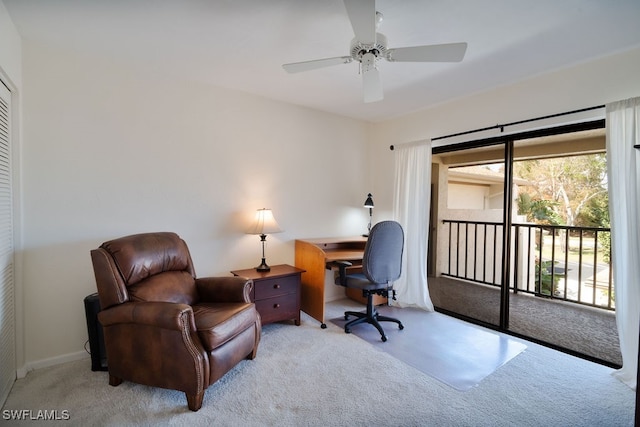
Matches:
[[255, 258, 271, 272]]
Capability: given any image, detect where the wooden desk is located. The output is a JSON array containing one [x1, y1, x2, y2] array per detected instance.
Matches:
[[295, 237, 367, 328]]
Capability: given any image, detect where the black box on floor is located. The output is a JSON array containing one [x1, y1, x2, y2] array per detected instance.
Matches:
[[84, 293, 108, 371]]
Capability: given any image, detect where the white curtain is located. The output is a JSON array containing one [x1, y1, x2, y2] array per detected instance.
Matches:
[[606, 97, 640, 390], [391, 141, 434, 311]]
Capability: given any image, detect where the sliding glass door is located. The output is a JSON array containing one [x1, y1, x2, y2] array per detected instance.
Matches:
[[506, 130, 619, 366], [428, 142, 508, 328], [427, 120, 620, 366]]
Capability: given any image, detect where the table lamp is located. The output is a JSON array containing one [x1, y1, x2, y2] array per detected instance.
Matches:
[[363, 193, 374, 237], [246, 208, 282, 272]]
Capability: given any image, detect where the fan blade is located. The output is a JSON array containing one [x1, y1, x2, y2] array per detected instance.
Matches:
[[363, 68, 383, 103], [282, 56, 353, 73], [362, 53, 383, 103], [386, 42, 467, 63], [344, 0, 376, 45]]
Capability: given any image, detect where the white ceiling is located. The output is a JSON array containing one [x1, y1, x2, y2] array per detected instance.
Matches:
[[4, 0, 640, 122]]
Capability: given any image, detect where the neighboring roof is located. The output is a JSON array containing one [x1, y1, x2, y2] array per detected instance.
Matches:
[[448, 166, 531, 186]]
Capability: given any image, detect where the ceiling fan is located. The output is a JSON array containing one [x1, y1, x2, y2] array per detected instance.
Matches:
[[282, 0, 467, 103]]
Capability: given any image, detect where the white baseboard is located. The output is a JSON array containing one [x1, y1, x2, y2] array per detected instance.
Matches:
[[17, 351, 90, 379]]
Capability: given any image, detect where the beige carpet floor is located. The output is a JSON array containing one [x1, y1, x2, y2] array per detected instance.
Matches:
[[1, 299, 634, 426]]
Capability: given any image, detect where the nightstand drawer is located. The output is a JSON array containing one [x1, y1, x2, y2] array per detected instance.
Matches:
[[255, 294, 299, 325], [230, 265, 304, 326], [254, 276, 298, 300]]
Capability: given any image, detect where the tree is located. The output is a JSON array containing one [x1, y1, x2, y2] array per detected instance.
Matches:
[[516, 193, 562, 225], [579, 193, 611, 262], [514, 153, 607, 227]]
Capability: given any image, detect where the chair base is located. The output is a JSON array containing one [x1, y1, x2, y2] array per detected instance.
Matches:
[[344, 290, 403, 342]]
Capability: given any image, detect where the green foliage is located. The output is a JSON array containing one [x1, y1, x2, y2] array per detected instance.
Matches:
[[576, 187, 609, 228], [514, 154, 608, 228], [579, 194, 611, 263], [535, 259, 564, 296], [599, 231, 611, 264], [516, 193, 563, 225]]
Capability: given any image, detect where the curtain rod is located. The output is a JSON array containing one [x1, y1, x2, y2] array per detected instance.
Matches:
[[432, 104, 605, 142], [389, 104, 605, 150]]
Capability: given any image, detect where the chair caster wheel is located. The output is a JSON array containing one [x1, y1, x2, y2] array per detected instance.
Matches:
[[381, 335, 387, 342], [345, 328, 351, 334], [399, 324, 404, 330], [321, 323, 327, 329]]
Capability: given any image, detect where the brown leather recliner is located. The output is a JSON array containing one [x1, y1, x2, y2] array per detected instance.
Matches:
[[90, 232, 261, 411]]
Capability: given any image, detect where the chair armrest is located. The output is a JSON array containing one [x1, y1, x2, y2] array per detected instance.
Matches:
[[329, 260, 353, 286], [98, 301, 196, 332], [196, 276, 253, 303]]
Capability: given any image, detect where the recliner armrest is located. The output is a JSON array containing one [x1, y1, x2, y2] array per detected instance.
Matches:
[[196, 276, 253, 303], [98, 301, 196, 332]]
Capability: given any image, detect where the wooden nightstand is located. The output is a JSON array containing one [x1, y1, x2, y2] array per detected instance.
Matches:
[[231, 264, 305, 326]]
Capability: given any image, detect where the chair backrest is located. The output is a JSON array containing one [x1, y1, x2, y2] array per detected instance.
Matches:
[[91, 232, 198, 309], [362, 221, 404, 285]]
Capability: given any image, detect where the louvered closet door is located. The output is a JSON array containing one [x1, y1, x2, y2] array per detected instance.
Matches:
[[0, 81, 15, 406]]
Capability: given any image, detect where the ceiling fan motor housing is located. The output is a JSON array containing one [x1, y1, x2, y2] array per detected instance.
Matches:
[[350, 33, 388, 62]]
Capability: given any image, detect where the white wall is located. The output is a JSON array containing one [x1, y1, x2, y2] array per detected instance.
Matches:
[[447, 183, 488, 210], [19, 40, 369, 368], [0, 1, 20, 87]]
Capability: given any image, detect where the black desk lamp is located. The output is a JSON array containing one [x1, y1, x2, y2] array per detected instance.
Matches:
[[247, 208, 282, 272], [363, 193, 374, 237]]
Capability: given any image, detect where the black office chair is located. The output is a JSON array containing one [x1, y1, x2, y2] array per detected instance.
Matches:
[[334, 220, 404, 342]]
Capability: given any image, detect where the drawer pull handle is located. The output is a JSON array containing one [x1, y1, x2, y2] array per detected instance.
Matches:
[[273, 303, 280, 309], [273, 284, 280, 289]]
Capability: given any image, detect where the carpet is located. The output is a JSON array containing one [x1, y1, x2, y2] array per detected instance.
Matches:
[[2, 301, 634, 426], [331, 305, 527, 391]]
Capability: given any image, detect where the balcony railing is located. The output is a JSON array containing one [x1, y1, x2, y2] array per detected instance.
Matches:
[[441, 219, 614, 310]]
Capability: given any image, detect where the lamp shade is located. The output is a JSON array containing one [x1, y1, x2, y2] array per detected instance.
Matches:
[[363, 193, 374, 208], [246, 208, 283, 235]]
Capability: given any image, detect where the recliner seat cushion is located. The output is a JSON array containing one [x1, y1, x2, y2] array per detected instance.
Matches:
[[192, 303, 258, 351]]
